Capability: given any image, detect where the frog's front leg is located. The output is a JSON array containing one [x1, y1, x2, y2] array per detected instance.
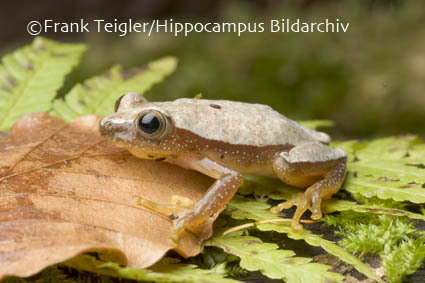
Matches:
[[171, 157, 243, 242], [271, 143, 346, 233]]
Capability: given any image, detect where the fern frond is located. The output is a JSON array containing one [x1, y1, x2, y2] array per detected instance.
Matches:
[[0, 37, 85, 130], [51, 57, 177, 121]]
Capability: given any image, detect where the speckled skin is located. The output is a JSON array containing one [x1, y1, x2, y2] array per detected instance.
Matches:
[[99, 93, 347, 240], [145, 98, 331, 146]]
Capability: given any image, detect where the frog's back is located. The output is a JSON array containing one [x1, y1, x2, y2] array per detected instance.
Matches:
[[153, 99, 330, 147]]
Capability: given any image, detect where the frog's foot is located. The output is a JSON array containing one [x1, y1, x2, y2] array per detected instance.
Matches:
[[270, 191, 316, 233], [270, 184, 326, 233], [135, 195, 194, 219]]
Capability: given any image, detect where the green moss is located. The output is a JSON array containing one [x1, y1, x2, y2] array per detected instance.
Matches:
[[323, 211, 425, 282]]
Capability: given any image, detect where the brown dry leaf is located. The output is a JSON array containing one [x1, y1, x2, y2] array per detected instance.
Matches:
[[0, 113, 213, 279]]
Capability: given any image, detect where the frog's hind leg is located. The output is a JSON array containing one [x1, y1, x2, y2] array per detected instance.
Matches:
[[271, 143, 346, 233]]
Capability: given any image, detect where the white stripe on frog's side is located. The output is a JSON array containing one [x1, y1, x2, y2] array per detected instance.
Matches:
[[144, 98, 330, 147]]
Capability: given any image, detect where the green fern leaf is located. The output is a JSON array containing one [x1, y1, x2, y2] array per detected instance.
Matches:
[[65, 254, 238, 283], [207, 235, 344, 283], [0, 37, 86, 130], [323, 199, 425, 221], [51, 57, 177, 121], [225, 195, 382, 282], [335, 136, 425, 203], [260, 224, 384, 283]]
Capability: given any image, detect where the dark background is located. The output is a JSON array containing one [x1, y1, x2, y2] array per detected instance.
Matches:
[[1, 0, 424, 139]]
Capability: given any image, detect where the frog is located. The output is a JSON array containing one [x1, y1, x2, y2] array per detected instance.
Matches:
[[99, 92, 347, 242]]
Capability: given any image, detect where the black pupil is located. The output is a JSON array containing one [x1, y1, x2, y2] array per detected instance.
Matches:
[[139, 113, 160, 134]]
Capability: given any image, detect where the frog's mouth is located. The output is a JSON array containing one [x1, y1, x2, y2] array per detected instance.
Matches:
[[127, 147, 167, 161], [151, 155, 166, 161]]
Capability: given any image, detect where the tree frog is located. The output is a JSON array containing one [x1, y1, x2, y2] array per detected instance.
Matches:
[[99, 92, 347, 241]]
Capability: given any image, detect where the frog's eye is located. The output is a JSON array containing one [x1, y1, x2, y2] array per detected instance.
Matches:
[[139, 113, 160, 134], [114, 95, 125, 112], [136, 110, 169, 139]]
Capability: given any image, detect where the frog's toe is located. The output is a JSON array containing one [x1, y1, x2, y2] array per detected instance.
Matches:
[[291, 221, 303, 233], [270, 193, 303, 214], [270, 202, 291, 214], [290, 195, 310, 233], [270, 206, 281, 214], [310, 207, 323, 220], [308, 187, 324, 220], [169, 227, 183, 247], [270, 193, 311, 233], [170, 195, 194, 208], [135, 195, 193, 218]]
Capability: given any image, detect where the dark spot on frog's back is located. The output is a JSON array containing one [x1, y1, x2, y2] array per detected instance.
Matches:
[[209, 104, 221, 109]]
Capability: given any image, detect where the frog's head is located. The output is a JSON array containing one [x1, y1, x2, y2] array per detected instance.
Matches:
[[99, 92, 175, 160]]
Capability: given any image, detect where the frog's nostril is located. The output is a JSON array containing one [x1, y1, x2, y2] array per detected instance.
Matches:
[[100, 118, 111, 128], [99, 118, 113, 137]]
